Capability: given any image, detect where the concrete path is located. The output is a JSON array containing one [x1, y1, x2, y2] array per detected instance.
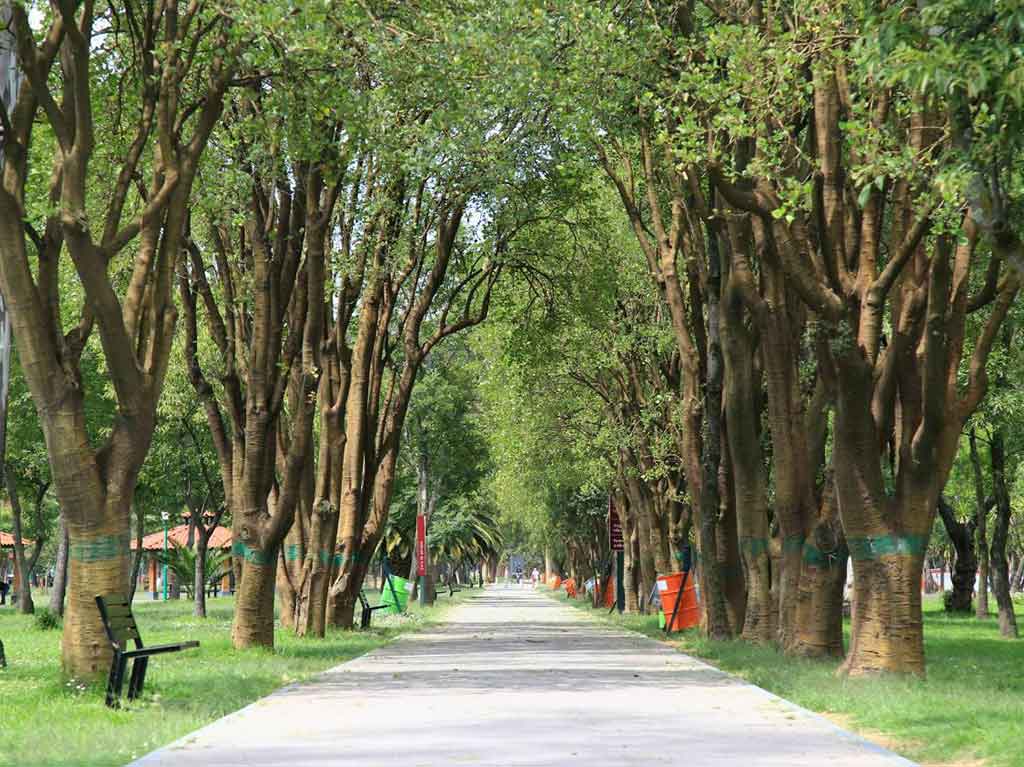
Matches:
[[132, 586, 916, 767]]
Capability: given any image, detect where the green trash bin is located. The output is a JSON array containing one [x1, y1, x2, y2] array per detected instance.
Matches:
[[380, 575, 413, 615]]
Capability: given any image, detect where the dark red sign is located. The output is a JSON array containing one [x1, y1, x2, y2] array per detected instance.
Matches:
[[609, 500, 624, 552], [416, 514, 427, 576]]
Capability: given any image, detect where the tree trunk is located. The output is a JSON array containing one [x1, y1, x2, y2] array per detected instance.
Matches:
[[832, 357, 931, 676], [937, 495, 976, 612], [619, 493, 639, 613], [128, 504, 145, 603], [49, 513, 69, 616], [5, 473, 35, 614], [844, 546, 926, 675], [63, 511, 133, 678], [697, 229, 732, 639], [720, 277, 773, 642], [792, 487, 848, 657], [194, 535, 208, 619], [970, 429, 990, 619], [718, 454, 746, 633], [989, 429, 1018, 638], [232, 558, 278, 648]]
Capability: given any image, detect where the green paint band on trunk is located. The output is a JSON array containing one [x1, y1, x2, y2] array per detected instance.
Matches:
[[802, 542, 830, 568], [741, 537, 770, 558], [782, 534, 805, 554], [333, 551, 359, 567], [284, 544, 303, 561], [847, 534, 927, 561], [232, 541, 271, 565], [69, 533, 130, 563], [317, 548, 333, 565]]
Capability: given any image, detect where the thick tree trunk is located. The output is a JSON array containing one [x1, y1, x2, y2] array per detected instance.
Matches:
[[718, 457, 746, 634], [721, 316, 772, 640], [832, 357, 931, 676], [49, 513, 69, 616], [232, 558, 278, 648], [697, 232, 732, 640], [792, 492, 848, 658], [937, 495, 976, 612], [844, 548, 926, 675], [63, 518, 132, 678]]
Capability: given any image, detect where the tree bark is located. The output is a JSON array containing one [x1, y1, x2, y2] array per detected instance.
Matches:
[[49, 512, 69, 616], [5, 472, 35, 614], [128, 504, 144, 603], [970, 429, 991, 619], [989, 429, 1018, 638], [937, 495, 976, 612], [193, 533, 209, 619], [697, 225, 732, 639]]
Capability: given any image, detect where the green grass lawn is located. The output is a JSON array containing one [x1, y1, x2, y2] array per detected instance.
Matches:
[[0, 587, 475, 767], [552, 590, 1024, 767]]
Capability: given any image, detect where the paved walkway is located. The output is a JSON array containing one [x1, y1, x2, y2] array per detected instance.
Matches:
[[133, 586, 916, 767]]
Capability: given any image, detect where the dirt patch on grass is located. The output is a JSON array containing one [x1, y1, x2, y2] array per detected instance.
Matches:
[[823, 713, 985, 767]]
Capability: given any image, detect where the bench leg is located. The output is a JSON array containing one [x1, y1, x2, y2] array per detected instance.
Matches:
[[361, 607, 371, 629], [105, 653, 128, 708], [127, 656, 149, 700]]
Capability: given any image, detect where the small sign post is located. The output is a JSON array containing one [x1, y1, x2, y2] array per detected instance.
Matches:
[[609, 497, 625, 613], [416, 514, 427, 605]]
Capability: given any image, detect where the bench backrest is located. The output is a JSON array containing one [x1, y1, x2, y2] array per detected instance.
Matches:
[[95, 594, 143, 652]]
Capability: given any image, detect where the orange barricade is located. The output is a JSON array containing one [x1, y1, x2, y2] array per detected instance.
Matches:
[[657, 572, 700, 632], [564, 578, 577, 598], [549, 575, 562, 590], [602, 576, 615, 608]]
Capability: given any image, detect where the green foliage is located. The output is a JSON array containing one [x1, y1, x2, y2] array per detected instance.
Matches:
[[32, 608, 61, 632], [153, 544, 230, 601]]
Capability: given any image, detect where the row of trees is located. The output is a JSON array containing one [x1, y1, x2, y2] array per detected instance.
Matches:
[[478, 0, 1024, 677], [1, 0, 1021, 682], [0, 0, 560, 678]]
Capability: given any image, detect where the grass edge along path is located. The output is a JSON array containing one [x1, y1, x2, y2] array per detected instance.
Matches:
[[0, 587, 478, 767], [546, 588, 1024, 767]]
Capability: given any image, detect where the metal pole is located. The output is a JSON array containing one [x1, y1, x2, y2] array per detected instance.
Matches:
[[615, 550, 625, 613]]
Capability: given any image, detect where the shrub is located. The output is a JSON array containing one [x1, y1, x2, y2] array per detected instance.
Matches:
[[34, 608, 62, 631]]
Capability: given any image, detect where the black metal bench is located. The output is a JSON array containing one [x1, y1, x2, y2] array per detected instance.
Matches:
[[95, 593, 199, 707], [0, 638, 6, 668], [358, 590, 389, 629]]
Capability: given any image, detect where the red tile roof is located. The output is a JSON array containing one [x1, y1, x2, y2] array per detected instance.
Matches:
[[132, 524, 233, 551], [0, 531, 34, 549]]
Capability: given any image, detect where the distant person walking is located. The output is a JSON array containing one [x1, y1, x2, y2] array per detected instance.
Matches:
[[531, 567, 540, 587]]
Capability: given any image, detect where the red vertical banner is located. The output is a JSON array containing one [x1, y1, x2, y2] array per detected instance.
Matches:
[[416, 514, 427, 577], [608, 498, 624, 552]]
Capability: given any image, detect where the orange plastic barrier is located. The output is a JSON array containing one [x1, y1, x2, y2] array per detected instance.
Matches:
[[657, 572, 700, 632], [602, 576, 615, 608], [564, 578, 577, 598], [550, 575, 562, 590]]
